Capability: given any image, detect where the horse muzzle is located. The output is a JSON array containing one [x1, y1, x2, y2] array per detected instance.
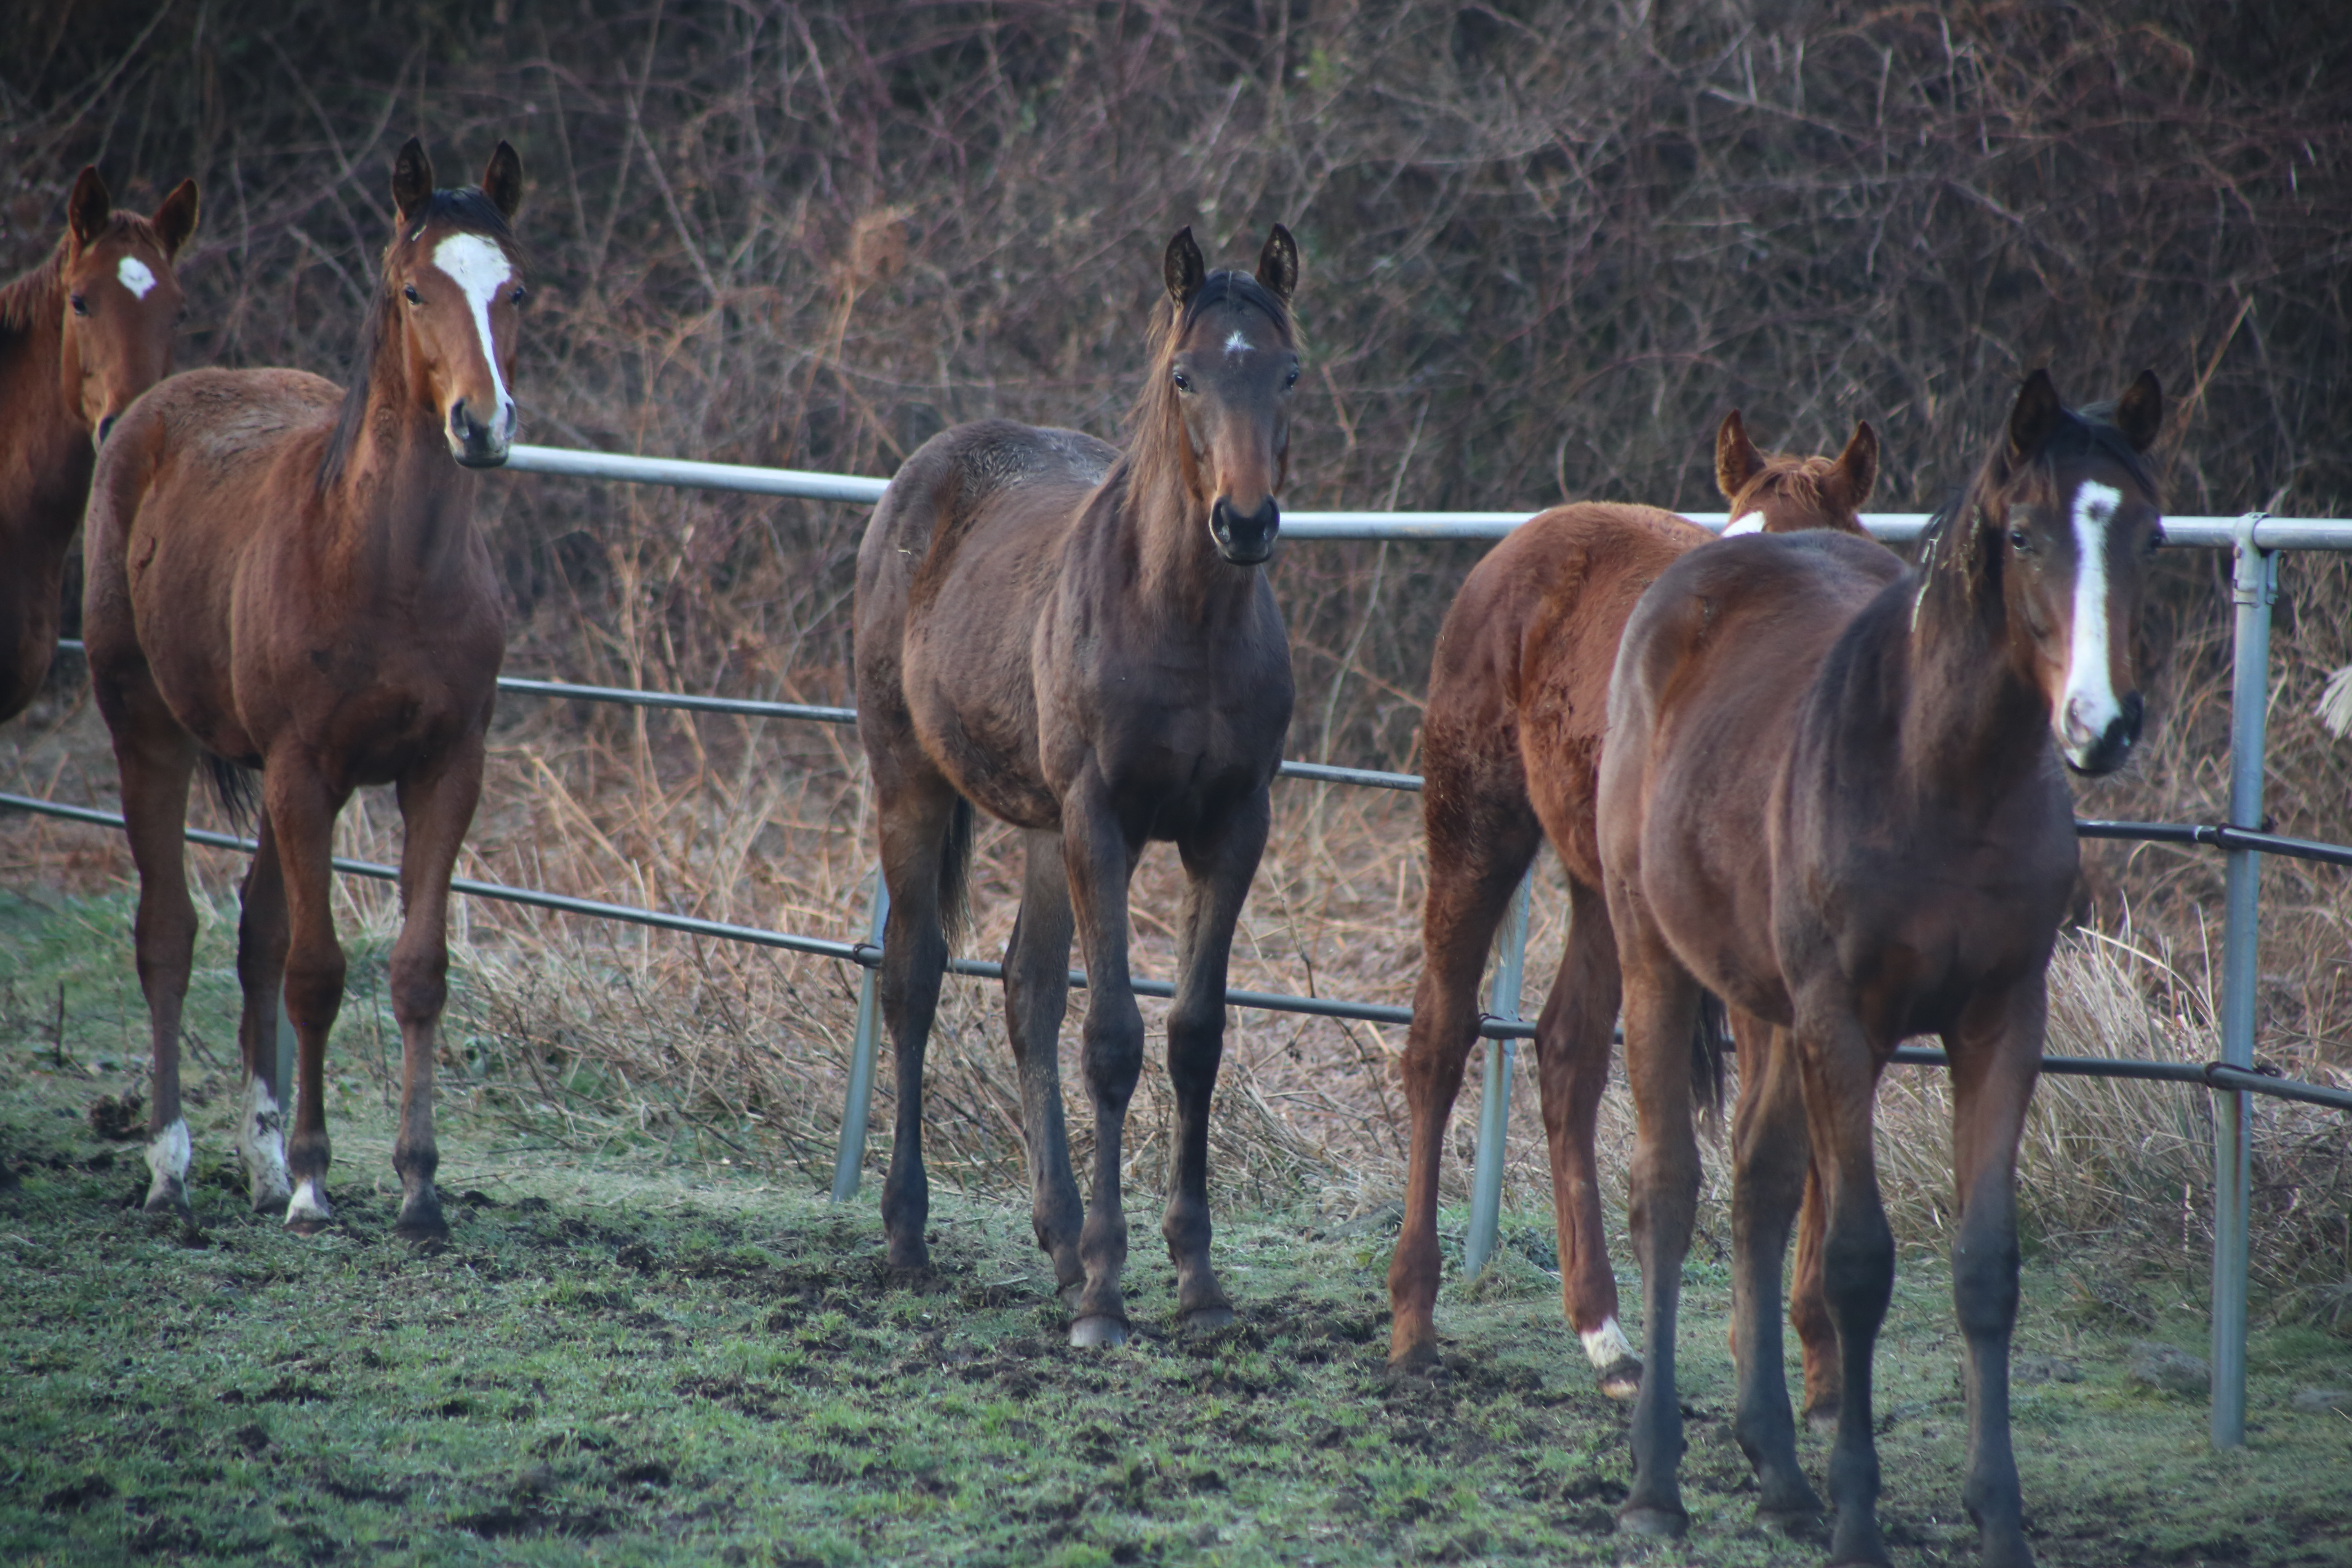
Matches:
[[447, 397, 514, 468], [2061, 689, 2143, 776], [1211, 496, 1280, 566]]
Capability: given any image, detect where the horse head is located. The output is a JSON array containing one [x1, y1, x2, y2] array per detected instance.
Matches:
[[1715, 410, 1876, 536], [1156, 225, 1301, 565], [383, 138, 526, 469], [58, 166, 198, 449], [1978, 368, 2165, 775]]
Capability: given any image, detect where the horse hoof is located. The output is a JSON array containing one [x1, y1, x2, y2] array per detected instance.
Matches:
[[1596, 1356, 1643, 1402], [250, 1186, 292, 1217], [1069, 1314, 1129, 1349], [1180, 1305, 1236, 1336], [1615, 1504, 1688, 1539], [394, 1212, 449, 1245], [1759, 1505, 1828, 1544], [285, 1213, 334, 1237]]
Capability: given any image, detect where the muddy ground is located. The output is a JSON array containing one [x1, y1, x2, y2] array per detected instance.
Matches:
[[2, 889, 2348, 1566]]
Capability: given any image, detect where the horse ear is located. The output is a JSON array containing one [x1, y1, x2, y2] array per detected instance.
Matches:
[[392, 138, 434, 227], [1164, 227, 1206, 307], [2007, 368, 2065, 462], [67, 167, 111, 249], [2112, 370, 2163, 453], [152, 179, 200, 260], [480, 141, 523, 222], [1256, 223, 1298, 302], [1714, 410, 1764, 501], [1832, 419, 1879, 507]]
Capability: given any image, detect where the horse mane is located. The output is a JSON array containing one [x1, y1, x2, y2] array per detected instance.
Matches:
[[1919, 393, 2159, 596], [1120, 267, 1298, 507], [318, 186, 519, 491]]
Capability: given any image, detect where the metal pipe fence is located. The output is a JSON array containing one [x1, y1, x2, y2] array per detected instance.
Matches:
[[14, 444, 2350, 1453]]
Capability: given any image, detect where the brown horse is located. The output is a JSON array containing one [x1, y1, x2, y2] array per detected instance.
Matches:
[[854, 226, 1299, 1346], [1597, 369, 2162, 1565], [83, 139, 524, 1240], [0, 166, 198, 723], [1389, 413, 1876, 1402]]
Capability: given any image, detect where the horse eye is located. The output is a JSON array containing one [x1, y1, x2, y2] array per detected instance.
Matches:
[[403, 284, 423, 304], [70, 293, 89, 316], [2008, 527, 2031, 552], [1172, 369, 1192, 393], [510, 286, 528, 307], [2145, 528, 2165, 556], [1285, 364, 1300, 389]]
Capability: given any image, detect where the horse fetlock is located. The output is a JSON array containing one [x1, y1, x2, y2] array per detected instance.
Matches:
[[143, 1117, 193, 1216], [285, 1176, 335, 1234]]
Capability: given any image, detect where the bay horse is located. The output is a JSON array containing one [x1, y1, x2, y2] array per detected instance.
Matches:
[[0, 166, 198, 723], [1596, 368, 2163, 1565], [1389, 413, 1876, 1408], [83, 139, 525, 1240], [853, 226, 1299, 1347]]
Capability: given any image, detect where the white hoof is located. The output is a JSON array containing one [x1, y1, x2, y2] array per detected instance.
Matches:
[[143, 1119, 192, 1213]]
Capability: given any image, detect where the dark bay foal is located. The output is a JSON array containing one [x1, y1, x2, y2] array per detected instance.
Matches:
[[854, 227, 1300, 1346], [1597, 370, 2163, 1565]]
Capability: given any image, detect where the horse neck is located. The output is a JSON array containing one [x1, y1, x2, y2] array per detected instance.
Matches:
[[1898, 532, 2053, 807], [1119, 450, 1258, 627], [0, 258, 89, 522], [320, 330, 481, 586]]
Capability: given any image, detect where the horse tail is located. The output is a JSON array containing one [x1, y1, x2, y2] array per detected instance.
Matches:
[[1690, 988, 1731, 1128], [938, 795, 975, 949], [204, 755, 260, 838]]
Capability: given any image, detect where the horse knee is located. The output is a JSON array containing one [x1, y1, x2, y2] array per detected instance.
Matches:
[[282, 947, 347, 1031], [1950, 1230, 2020, 1339], [388, 947, 449, 1025], [1821, 1214, 1895, 1322]]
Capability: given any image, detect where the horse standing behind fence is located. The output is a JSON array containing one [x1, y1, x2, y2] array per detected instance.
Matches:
[[82, 139, 525, 1240], [854, 226, 1299, 1346], [1388, 414, 1875, 1410], [1597, 370, 2163, 1566], [0, 167, 197, 724]]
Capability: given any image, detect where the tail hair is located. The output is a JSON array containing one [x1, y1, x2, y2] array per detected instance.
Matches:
[[204, 755, 260, 838], [937, 796, 975, 948], [1691, 989, 1731, 1129]]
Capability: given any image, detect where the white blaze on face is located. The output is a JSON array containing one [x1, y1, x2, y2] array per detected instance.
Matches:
[[429, 232, 517, 440], [145, 1117, 191, 1207], [1580, 1315, 1637, 1371], [1722, 510, 1766, 536], [116, 256, 159, 299], [2062, 480, 2124, 759], [1223, 328, 1254, 357]]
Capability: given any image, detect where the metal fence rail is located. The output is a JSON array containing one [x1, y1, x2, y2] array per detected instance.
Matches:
[[18, 446, 2351, 1454]]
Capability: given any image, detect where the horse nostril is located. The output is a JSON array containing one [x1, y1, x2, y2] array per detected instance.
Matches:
[[97, 414, 117, 445]]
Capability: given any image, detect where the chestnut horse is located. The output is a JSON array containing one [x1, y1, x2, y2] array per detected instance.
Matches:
[[0, 167, 198, 723], [83, 140, 525, 1240], [1597, 369, 2162, 1565], [854, 227, 1299, 1346], [1389, 413, 1876, 1404]]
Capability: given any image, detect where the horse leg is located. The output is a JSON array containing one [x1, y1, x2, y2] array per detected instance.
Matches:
[[874, 773, 961, 1275], [1061, 773, 1143, 1348], [1388, 800, 1537, 1369], [1612, 921, 1704, 1539], [1163, 788, 1271, 1333], [1793, 1141, 1842, 1429], [1795, 1006, 1896, 1568], [1004, 829, 1082, 1292], [1946, 988, 2044, 1568], [1726, 1011, 1824, 1528], [265, 762, 350, 1234], [383, 743, 486, 1242], [232, 811, 294, 1214], [1535, 878, 1638, 1398], [104, 694, 200, 1218]]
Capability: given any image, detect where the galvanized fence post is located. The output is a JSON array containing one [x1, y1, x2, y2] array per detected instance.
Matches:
[[1463, 870, 1534, 1279], [2212, 512, 2274, 1448], [830, 867, 889, 1203]]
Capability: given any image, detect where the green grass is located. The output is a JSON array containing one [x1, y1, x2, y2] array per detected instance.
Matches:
[[2, 889, 2348, 1566]]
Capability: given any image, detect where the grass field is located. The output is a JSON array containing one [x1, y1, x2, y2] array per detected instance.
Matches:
[[3, 889, 2349, 1567]]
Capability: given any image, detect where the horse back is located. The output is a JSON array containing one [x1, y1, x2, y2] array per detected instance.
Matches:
[[855, 420, 1115, 828], [1601, 529, 1902, 1019]]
